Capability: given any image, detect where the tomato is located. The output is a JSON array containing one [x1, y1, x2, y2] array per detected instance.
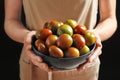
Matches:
[[73, 24, 87, 35], [35, 39, 48, 54], [35, 39, 44, 47], [65, 47, 80, 58], [39, 28, 52, 41], [57, 24, 73, 36], [57, 34, 73, 50], [44, 20, 63, 34], [72, 34, 85, 50], [49, 45, 64, 58], [65, 19, 77, 29], [79, 45, 90, 55], [45, 35, 58, 47], [84, 31, 96, 46]]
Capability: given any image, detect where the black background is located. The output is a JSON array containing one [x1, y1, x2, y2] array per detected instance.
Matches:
[[0, 0, 120, 80]]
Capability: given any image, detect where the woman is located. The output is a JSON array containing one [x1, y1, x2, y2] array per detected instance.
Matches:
[[4, 0, 117, 80]]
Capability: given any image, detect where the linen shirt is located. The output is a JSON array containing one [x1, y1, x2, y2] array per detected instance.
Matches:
[[23, 0, 98, 30]]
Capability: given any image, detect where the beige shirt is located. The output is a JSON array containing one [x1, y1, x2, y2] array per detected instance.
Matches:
[[23, 0, 98, 30]]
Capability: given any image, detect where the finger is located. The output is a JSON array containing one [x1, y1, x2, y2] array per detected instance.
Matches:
[[37, 62, 52, 72], [24, 31, 36, 44], [88, 34, 102, 62], [77, 56, 99, 72], [77, 61, 90, 71], [96, 36, 102, 47], [88, 46, 102, 63], [27, 50, 43, 62], [24, 38, 43, 63], [26, 50, 52, 72]]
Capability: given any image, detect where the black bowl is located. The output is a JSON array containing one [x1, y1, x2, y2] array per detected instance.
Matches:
[[31, 36, 96, 69]]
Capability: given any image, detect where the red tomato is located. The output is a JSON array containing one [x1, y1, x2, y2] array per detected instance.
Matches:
[[57, 34, 73, 50], [74, 24, 87, 35], [39, 29, 52, 41], [35, 39, 48, 54], [72, 34, 85, 50]]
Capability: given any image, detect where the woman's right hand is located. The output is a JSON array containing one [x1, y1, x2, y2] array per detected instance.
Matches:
[[23, 31, 52, 72]]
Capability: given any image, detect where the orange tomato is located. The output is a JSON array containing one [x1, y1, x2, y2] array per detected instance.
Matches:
[[65, 47, 80, 58], [49, 45, 64, 58]]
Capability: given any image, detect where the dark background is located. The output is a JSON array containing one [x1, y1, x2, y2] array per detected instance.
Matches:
[[0, 0, 120, 80]]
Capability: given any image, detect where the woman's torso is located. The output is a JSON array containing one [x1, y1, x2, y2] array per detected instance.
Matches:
[[23, 0, 98, 30]]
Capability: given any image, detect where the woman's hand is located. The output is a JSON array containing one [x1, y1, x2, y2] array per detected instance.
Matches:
[[77, 30, 102, 71], [23, 31, 52, 72]]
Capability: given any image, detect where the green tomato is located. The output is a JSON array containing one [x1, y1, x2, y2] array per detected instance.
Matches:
[[84, 31, 96, 46], [79, 45, 90, 55], [57, 24, 73, 36], [65, 19, 77, 29]]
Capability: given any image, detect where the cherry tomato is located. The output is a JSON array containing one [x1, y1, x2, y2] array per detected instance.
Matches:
[[79, 45, 90, 55], [44, 20, 63, 34], [45, 35, 58, 47], [57, 34, 73, 50], [65, 19, 77, 29], [72, 34, 85, 50], [65, 47, 80, 58], [39, 28, 52, 41], [35, 39, 48, 54], [74, 24, 87, 35], [49, 45, 64, 58], [84, 31, 96, 46]]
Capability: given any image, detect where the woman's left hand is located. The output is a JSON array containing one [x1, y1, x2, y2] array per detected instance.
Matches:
[[77, 30, 102, 71]]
